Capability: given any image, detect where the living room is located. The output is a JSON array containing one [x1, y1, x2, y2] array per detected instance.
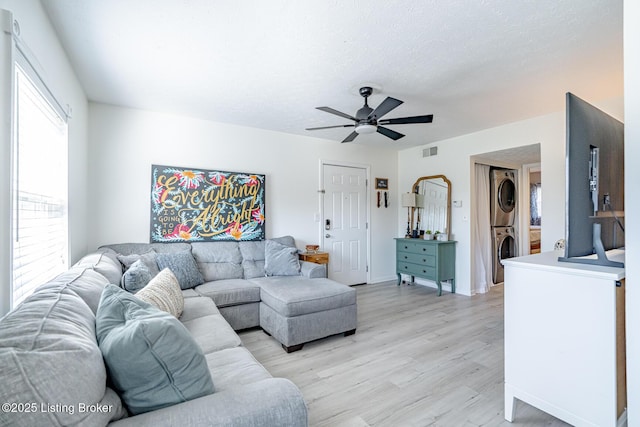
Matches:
[[0, 1, 639, 426]]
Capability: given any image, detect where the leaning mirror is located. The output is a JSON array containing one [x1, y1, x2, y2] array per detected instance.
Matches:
[[410, 175, 452, 239]]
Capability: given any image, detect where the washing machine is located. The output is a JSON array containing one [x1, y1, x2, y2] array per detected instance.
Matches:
[[492, 226, 517, 284], [490, 168, 517, 226]]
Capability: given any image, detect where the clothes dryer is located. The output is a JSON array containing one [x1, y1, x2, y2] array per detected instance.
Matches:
[[492, 226, 517, 284], [490, 168, 517, 226]]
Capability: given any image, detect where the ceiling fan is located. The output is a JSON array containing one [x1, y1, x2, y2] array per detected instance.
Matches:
[[306, 86, 433, 143]]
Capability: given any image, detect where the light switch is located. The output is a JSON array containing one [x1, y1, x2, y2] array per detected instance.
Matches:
[[453, 200, 462, 208]]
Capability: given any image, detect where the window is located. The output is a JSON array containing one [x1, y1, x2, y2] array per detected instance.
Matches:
[[11, 62, 69, 307]]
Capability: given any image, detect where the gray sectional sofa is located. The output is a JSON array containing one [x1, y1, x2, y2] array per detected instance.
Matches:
[[0, 236, 357, 426], [102, 237, 357, 353]]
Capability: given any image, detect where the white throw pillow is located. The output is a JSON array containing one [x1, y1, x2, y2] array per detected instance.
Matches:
[[135, 268, 184, 318]]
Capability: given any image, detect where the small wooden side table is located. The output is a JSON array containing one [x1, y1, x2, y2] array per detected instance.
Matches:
[[299, 251, 329, 277]]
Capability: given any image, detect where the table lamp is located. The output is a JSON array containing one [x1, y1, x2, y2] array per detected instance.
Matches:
[[401, 192, 417, 238]]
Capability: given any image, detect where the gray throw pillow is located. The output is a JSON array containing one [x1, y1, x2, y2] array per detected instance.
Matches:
[[264, 239, 301, 277], [121, 260, 152, 293], [155, 250, 205, 289], [118, 250, 160, 276], [270, 235, 296, 248], [96, 284, 214, 415]]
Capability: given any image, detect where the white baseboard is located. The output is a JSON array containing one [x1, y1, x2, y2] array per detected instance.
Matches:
[[368, 275, 397, 284]]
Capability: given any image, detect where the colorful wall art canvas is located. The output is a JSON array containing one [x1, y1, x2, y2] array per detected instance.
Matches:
[[150, 165, 265, 242]]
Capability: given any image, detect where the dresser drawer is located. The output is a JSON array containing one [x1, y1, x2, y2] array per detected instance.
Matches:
[[395, 238, 457, 296], [299, 252, 329, 264], [397, 252, 436, 267], [397, 261, 436, 279], [397, 241, 436, 256]]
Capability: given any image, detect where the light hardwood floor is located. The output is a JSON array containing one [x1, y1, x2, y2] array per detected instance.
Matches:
[[240, 282, 570, 427]]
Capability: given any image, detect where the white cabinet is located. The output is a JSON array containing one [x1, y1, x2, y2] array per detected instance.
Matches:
[[503, 250, 626, 427]]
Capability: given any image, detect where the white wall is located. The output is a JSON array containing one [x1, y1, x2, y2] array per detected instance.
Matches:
[[624, 0, 639, 424], [88, 103, 399, 283], [0, 0, 88, 315], [398, 97, 623, 296]]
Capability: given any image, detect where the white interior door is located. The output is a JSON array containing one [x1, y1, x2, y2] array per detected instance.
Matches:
[[322, 164, 368, 285]]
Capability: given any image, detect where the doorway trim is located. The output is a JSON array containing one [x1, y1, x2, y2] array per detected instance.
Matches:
[[520, 163, 541, 255], [319, 159, 371, 284], [469, 156, 520, 294]]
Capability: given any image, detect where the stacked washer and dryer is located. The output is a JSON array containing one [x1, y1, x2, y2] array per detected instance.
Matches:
[[490, 168, 517, 284]]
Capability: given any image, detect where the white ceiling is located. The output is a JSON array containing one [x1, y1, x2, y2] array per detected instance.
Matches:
[[473, 143, 541, 167], [41, 0, 623, 150]]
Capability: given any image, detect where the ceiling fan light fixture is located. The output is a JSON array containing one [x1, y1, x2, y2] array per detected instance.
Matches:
[[307, 87, 433, 143], [355, 123, 377, 134]]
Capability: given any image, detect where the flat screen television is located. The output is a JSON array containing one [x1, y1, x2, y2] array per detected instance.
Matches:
[[559, 93, 624, 267]]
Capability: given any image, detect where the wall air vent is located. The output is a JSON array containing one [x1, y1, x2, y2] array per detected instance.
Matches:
[[423, 146, 438, 157]]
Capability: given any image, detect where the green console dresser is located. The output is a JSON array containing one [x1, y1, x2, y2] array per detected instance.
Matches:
[[395, 238, 456, 296]]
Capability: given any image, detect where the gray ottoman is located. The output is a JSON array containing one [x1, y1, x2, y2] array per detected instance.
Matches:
[[250, 277, 357, 352]]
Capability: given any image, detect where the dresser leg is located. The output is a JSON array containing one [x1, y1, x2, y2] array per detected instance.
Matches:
[[451, 279, 456, 294], [437, 281, 442, 296], [396, 273, 401, 286]]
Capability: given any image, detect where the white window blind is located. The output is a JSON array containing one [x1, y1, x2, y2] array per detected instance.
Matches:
[[11, 63, 69, 307]]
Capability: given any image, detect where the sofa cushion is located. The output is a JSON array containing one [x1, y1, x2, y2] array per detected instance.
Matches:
[[239, 240, 266, 279], [181, 314, 242, 354], [179, 296, 221, 322], [36, 267, 111, 314], [252, 277, 357, 317], [96, 284, 214, 415], [101, 242, 192, 256], [195, 279, 261, 307], [135, 268, 184, 318], [182, 288, 200, 298], [155, 250, 205, 289], [264, 240, 300, 277], [74, 250, 123, 284], [205, 347, 272, 392], [0, 279, 127, 426], [191, 242, 243, 281], [121, 259, 153, 292]]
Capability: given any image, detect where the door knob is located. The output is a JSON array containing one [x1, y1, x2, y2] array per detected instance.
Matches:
[[325, 234, 331, 238]]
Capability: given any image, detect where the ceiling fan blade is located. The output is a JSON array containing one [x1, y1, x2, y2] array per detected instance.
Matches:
[[316, 107, 357, 121], [306, 124, 355, 131], [368, 97, 403, 120], [342, 131, 359, 143], [377, 126, 405, 141], [378, 114, 434, 125]]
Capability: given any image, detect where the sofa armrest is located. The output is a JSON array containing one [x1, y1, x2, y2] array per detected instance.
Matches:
[[300, 261, 326, 278], [108, 378, 307, 427]]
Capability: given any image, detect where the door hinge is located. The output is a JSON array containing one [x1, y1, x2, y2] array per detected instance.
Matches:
[[366, 222, 369, 229], [366, 265, 369, 272]]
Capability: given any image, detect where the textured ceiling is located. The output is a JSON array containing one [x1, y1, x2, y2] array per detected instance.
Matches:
[[41, 0, 623, 150], [473, 144, 542, 167]]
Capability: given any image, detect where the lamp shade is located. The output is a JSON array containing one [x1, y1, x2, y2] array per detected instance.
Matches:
[[355, 124, 377, 134], [401, 192, 417, 208], [415, 194, 425, 208]]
